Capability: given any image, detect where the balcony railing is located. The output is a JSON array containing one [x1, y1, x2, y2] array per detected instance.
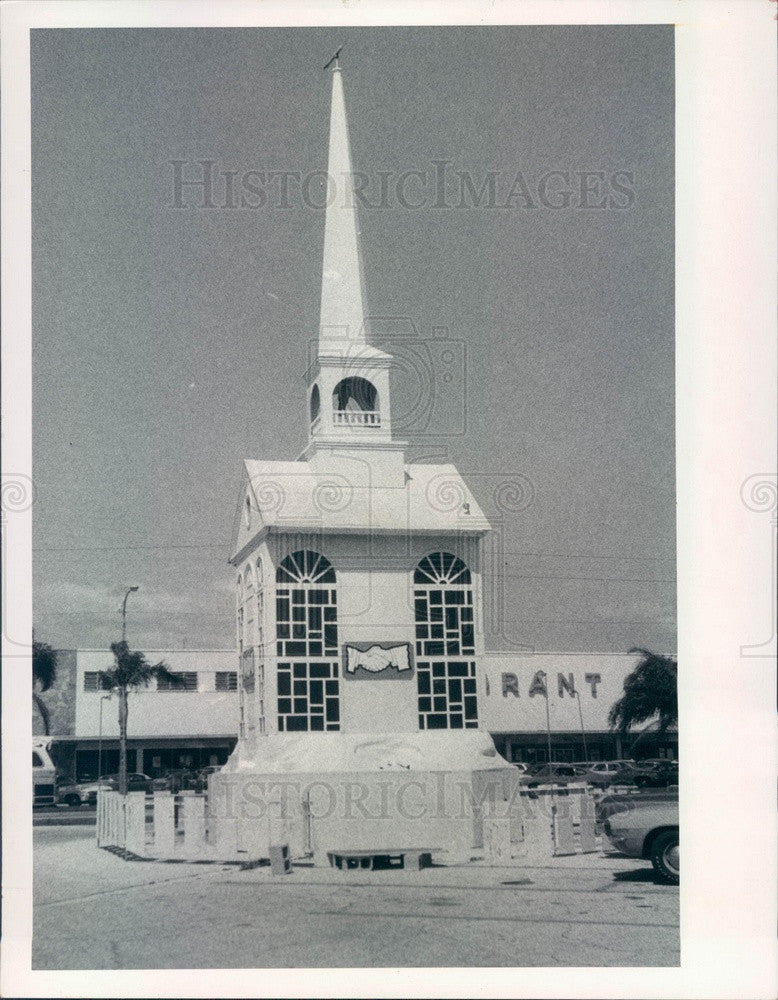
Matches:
[[333, 410, 381, 427]]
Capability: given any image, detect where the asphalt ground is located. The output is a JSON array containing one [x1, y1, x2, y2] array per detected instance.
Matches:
[[32, 827, 679, 969]]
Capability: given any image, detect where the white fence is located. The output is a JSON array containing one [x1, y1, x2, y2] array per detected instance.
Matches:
[[96, 789, 241, 861], [96, 783, 598, 864]]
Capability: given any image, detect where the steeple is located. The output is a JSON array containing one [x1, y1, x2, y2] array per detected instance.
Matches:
[[304, 59, 401, 458], [318, 61, 369, 348]]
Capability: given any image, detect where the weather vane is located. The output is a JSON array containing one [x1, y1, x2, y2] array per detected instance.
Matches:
[[323, 46, 343, 71]]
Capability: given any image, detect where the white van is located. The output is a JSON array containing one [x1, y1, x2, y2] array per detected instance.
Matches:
[[33, 737, 57, 806]]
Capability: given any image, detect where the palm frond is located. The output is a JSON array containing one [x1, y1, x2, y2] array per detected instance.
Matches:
[[33, 640, 58, 692], [108, 641, 182, 690], [609, 648, 678, 734]]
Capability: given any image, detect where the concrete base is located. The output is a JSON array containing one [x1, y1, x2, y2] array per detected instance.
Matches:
[[208, 731, 517, 862]]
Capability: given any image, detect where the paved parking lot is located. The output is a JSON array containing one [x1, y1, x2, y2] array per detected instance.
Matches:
[[32, 827, 679, 969]]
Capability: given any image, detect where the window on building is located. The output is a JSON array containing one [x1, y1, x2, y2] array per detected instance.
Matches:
[[236, 574, 244, 654], [276, 550, 339, 732], [414, 552, 478, 730], [241, 649, 255, 693], [157, 672, 198, 692], [256, 557, 265, 651], [215, 671, 238, 691], [83, 671, 112, 692], [243, 563, 255, 649]]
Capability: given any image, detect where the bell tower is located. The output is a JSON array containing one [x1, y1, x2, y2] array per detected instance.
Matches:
[[303, 58, 399, 457]]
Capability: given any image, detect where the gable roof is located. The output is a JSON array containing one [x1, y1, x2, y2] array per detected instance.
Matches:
[[229, 458, 490, 563]]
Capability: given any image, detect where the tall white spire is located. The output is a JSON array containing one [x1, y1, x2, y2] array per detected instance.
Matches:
[[319, 64, 369, 348], [303, 59, 401, 462]]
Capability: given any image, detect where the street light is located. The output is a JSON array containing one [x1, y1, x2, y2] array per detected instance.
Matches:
[[98, 693, 113, 780], [573, 689, 589, 764], [541, 672, 553, 765], [121, 586, 139, 643]]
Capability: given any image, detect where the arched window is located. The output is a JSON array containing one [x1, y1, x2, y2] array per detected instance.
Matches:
[[310, 384, 321, 425], [413, 552, 477, 730], [332, 376, 380, 427], [255, 557, 265, 733], [243, 564, 255, 649], [255, 557, 265, 650], [236, 574, 244, 654], [275, 550, 339, 732]]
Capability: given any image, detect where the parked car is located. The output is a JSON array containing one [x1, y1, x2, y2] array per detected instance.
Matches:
[[103, 773, 153, 793], [633, 760, 679, 788], [519, 763, 588, 787], [156, 768, 198, 793], [582, 761, 639, 788], [33, 739, 57, 807], [57, 772, 151, 806], [602, 798, 679, 884], [596, 787, 678, 826], [57, 776, 110, 807], [194, 765, 223, 792]]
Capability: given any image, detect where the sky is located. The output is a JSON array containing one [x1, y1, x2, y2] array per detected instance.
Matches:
[[31, 25, 675, 654]]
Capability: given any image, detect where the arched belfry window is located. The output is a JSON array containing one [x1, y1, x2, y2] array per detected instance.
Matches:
[[310, 384, 321, 427], [332, 376, 380, 427], [275, 550, 339, 732], [414, 552, 478, 730]]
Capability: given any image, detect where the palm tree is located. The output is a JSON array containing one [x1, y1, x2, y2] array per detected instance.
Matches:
[[102, 641, 184, 795], [32, 639, 58, 736], [608, 647, 678, 735]]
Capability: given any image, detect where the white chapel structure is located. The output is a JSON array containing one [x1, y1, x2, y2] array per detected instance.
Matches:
[[210, 59, 517, 861]]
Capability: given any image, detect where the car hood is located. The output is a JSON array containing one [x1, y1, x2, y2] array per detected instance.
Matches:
[[606, 801, 679, 829]]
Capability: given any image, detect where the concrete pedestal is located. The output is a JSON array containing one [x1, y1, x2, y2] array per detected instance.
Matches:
[[209, 730, 517, 862]]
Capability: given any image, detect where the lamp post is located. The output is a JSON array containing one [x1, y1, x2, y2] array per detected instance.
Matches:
[[542, 672, 553, 765], [121, 586, 139, 643], [98, 693, 112, 780], [574, 689, 589, 763]]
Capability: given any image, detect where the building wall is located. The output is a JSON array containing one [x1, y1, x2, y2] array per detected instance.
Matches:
[[37, 646, 671, 771], [479, 652, 640, 734], [237, 531, 486, 737], [74, 649, 238, 738]]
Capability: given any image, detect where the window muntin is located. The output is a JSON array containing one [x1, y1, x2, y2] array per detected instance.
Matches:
[[243, 563, 255, 649], [236, 574, 244, 654], [277, 549, 335, 585], [215, 671, 238, 692], [276, 550, 339, 732], [414, 551, 471, 586], [414, 552, 478, 730], [157, 672, 198, 692], [83, 671, 112, 692]]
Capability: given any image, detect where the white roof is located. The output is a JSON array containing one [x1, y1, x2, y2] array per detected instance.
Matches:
[[230, 457, 490, 561]]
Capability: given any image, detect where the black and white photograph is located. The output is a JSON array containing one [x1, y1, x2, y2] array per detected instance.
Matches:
[[2, 1, 776, 997]]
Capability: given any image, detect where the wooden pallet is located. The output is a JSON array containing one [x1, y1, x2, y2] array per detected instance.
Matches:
[[326, 848, 438, 871]]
